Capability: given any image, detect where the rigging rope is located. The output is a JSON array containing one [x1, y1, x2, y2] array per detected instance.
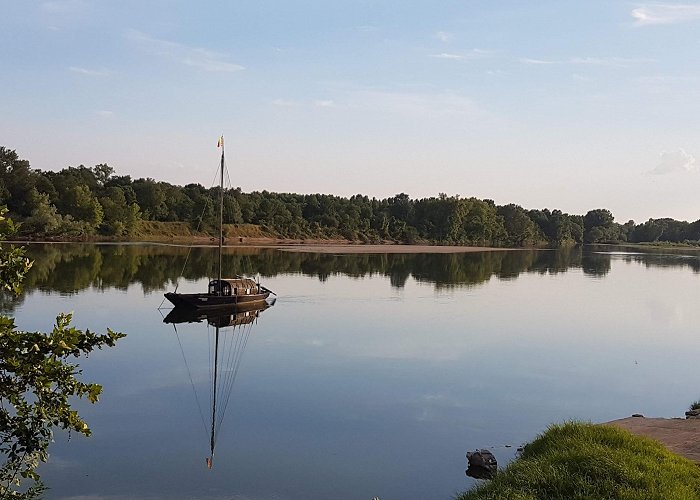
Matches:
[[217, 319, 254, 435], [208, 313, 257, 451], [172, 165, 221, 295], [173, 323, 210, 440]]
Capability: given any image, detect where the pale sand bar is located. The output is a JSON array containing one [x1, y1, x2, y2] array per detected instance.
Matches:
[[606, 417, 700, 463], [274, 244, 514, 254]]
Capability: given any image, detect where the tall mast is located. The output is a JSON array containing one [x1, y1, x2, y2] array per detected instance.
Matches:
[[218, 136, 224, 294], [210, 325, 220, 467]]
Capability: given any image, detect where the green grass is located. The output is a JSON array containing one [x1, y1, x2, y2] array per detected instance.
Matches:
[[457, 421, 700, 500]]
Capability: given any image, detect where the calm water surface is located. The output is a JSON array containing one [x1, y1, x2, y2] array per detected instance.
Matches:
[[8, 244, 700, 499]]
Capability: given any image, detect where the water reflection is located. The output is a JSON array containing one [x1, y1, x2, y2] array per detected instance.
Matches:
[[17, 243, 700, 500], [4, 243, 699, 313], [162, 304, 272, 470]]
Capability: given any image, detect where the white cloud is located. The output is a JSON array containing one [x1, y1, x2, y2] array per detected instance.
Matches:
[[430, 49, 495, 61], [271, 99, 301, 107], [520, 56, 652, 67], [314, 100, 335, 107], [69, 66, 111, 76], [41, 0, 87, 14], [520, 57, 558, 65], [430, 53, 464, 60], [357, 25, 380, 33], [632, 4, 700, 26], [40, 0, 90, 27], [649, 149, 698, 174], [569, 56, 653, 67], [125, 30, 244, 72], [348, 88, 482, 117], [435, 31, 453, 42]]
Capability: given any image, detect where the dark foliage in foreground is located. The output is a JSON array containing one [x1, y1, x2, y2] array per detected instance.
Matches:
[[0, 211, 125, 497]]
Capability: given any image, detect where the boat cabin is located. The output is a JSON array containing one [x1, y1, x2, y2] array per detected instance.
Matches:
[[208, 278, 259, 297]]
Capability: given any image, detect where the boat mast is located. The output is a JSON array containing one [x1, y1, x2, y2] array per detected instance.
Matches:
[[210, 324, 220, 468], [218, 136, 224, 295]]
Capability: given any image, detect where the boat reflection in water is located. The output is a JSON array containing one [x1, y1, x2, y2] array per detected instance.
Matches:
[[163, 301, 273, 468]]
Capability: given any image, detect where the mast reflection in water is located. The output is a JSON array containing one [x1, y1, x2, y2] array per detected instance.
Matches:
[[163, 303, 273, 469]]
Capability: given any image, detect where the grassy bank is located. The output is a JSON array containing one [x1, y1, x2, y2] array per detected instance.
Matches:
[[458, 422, 700, 500]]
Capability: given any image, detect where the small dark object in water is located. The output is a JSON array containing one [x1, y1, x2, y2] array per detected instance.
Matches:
[[632, 414, 644, 418], [466, 449, 497, 478], [466, 465, 495, 480]]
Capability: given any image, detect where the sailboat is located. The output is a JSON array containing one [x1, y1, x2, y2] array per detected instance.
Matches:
[[164, 136, 274, 310], [163, 303, 270, 468]]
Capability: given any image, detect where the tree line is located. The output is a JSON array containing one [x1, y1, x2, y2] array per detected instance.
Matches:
[[2, 146, 699, 247]]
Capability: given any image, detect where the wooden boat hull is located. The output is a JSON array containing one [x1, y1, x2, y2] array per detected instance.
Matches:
[[164, 291, 270, 310]]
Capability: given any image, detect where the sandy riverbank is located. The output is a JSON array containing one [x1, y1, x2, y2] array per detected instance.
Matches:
[[605, 416, 700, 463], [273, 244, 513, 254], [11, 237, 522, 254]]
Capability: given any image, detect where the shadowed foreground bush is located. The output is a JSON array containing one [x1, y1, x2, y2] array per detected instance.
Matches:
[[457, 421, 700, 500]]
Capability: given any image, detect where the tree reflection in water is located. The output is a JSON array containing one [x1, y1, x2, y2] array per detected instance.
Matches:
[[3, 243, 699, 313]]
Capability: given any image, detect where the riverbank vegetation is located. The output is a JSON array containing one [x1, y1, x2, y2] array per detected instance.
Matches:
[[458, 422, 700, 500], [3, 147, 700, 247]]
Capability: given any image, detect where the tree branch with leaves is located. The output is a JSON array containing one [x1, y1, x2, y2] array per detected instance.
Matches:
[[0, 208, 125, 498]]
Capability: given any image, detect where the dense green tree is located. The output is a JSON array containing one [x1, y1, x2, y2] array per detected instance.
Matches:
[[3, 145, 700, 247], [0, 148, 40, 217], [99, 187, 141, 236], [132, 178, 166, 220], [498, 204, 539, 246]]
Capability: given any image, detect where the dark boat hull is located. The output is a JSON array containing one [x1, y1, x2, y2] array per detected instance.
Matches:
[[164, 291, 270, 310]]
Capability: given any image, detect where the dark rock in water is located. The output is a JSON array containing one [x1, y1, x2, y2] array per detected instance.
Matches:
[[466, 449, 497, 476], [466, 465, 496, 480], [631, 414, 644, 418]]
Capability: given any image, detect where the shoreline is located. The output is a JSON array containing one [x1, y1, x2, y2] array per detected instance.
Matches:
[[9, 239, 523, 254]]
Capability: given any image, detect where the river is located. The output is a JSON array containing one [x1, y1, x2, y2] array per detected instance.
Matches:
[[7, 243, 700, 499]]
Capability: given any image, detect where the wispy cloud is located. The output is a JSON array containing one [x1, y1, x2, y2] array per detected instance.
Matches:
[[430, 53, 464, 60], [272, 99, 336, 108], [271, 99, 301, 107], [348, 88, 482, 117], [40, 0, 90, 27], [632, 4, 700, 26], [430, 49, 495, 61], [41, 0, 87, 14], [435, 31, 453, 42], [357, 25, 380, 33], [520, 56, 652, 68], [520, 57, 558, 65], [125, 30, 244, 72], [649, 149, 698, 174], [570, 56, 652, 67], [69, 66, 111, 77]]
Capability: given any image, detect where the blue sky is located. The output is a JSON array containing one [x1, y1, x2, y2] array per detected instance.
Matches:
[[2, 1, 700, 221]]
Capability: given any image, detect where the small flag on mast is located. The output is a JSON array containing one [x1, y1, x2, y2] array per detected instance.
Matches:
[[217, 136, 224, 148]]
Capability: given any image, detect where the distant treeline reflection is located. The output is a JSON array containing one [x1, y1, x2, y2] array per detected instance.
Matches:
[[3, 244, 699, 312]]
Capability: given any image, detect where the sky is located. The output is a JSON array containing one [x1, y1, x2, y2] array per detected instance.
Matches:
[[2, 1, 700, 222]]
